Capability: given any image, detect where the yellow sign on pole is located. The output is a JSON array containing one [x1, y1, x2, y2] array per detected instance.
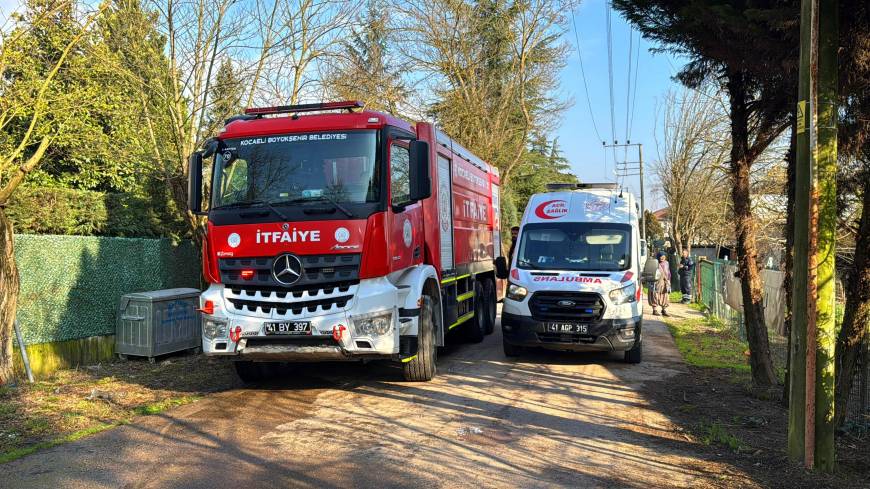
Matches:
[[797, 100, 807, 134]]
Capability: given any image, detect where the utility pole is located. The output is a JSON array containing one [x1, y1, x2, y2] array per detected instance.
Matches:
[[814, 0, 837, 472], [605, 142, 645, 240], [788, 0, 837, 471], [788, 0, 813, 465]]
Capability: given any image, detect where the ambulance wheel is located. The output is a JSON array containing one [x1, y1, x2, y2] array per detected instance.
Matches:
[[624, 340, 643, 364], [503, 338, 522, 357], [234, 361, 267, 383], [482, 278, 496, 335], [466, 281, 486, 343], [403, 295, 437, 381]]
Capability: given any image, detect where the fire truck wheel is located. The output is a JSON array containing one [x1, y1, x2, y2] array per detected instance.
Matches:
[[234, 360, 268, 383], [403, 295, 437, 381], [482, 278, 496, 335], [466, 280, 486, 343]]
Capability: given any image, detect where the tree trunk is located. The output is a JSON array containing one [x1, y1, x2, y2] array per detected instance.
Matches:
[[727, 70, 778, 387], [782, 117, 797, 406], [0, 207, 20, 384], [834, 178, 870, 427]]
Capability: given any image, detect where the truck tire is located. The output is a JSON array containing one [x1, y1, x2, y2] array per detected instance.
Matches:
[[624, 340, 642, 364], [482, 278, 496, 335], [465, 280, 486, 343], [234, 361, 267, 383], [403, 295, 437, 381], [503, 337, 522, 357]]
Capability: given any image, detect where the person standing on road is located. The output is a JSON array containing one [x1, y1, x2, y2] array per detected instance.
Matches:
[[508, 226, 520, 264], [652, 253, 671, 316], [678, 249, 695, 304]]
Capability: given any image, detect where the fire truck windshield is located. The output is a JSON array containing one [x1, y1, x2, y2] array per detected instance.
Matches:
[[211, 130, 379, 209]]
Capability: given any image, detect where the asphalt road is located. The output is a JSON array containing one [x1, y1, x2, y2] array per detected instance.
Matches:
[[1, 310, 758, 488]]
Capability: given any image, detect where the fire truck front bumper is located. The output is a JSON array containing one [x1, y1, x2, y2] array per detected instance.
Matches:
[[198, 278, 415, 361]]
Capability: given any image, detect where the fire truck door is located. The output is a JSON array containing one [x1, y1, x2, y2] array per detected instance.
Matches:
[[388, 141, 423, 272]]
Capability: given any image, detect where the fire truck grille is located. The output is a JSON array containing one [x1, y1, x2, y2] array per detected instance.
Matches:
[[219, 253, 360, 289], [224, 283, 357, 319], [528, 292, 605, 322]]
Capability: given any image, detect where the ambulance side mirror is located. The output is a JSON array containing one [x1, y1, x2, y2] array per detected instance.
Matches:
[[409, 140, 431, 201], [494, 256, 509, 279], [188, 151, 206, 215]]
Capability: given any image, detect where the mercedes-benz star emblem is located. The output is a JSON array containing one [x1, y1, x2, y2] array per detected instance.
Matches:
[[272, 254, 304, 286]]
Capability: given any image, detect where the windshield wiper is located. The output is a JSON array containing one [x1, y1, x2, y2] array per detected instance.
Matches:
[[277, 196, 354, 219], [214, 199, 290, 221]]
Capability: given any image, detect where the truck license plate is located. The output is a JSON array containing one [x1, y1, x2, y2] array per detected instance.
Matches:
[[546, 323, 588, 334], [264, 321, 311, 335]]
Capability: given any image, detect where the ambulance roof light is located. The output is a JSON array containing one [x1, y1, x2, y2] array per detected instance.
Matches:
[[546, 182, 619, 191]]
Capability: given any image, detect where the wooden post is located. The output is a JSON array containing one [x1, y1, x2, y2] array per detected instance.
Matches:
[[813, 0, 837, 471], [788, 0, 814, 464]]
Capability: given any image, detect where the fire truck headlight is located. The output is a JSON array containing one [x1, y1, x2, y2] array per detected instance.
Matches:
[[609, 282, 637, 305], [203, 318, 228, 339], [506, 283, 528, 301], [352, 310, 393, 337]]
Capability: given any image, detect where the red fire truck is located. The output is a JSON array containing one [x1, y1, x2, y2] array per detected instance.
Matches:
[[188, 101, 508, 381]]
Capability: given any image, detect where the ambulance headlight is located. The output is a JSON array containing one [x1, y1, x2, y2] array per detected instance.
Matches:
[[507, 283, 528, 301], [352, 310, 393, 337], [203, 318, 227, 339], [609, 282, 637, 305]]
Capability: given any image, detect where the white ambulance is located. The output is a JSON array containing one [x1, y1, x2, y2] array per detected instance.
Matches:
[[499, 183, 646, 362]]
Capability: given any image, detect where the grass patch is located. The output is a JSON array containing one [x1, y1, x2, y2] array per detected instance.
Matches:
[[700, 421, 744, 452], [133, 396, 200, 416], [0, 424, 117, 464], [665, 316, 751, 374], [0, 354, 237, 465]]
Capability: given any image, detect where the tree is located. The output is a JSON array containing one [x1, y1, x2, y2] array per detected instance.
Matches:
[[204, 58, 244, 135], [833, 0, 870, 426], [322, 0, 409, 113], [0, 0, 107, 383], [614, 0, 798, 387], [654, 87, 729, 254], [644, 210, 664, 243], [403, 0, 570, 185]]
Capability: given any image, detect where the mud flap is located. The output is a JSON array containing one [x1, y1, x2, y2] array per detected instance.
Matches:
[[398, 335, 419, 362]]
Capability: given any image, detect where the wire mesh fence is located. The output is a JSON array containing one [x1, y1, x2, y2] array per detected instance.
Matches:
[[844, 339, 870, 432], [695, 257, 869, 432]]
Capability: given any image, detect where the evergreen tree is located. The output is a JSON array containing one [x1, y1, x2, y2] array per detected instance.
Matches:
[[323, 0, 408, 114]]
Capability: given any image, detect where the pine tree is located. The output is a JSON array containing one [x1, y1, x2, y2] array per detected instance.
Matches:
[[323, 0, 408, 114]]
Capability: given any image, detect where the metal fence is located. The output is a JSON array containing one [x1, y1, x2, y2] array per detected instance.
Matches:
[[695, 257, 869, 431], [845, 340, 870, 431], [696, 259, 746, 338]]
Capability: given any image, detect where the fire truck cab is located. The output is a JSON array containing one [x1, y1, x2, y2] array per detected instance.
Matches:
[[188, 102, 505, 382]]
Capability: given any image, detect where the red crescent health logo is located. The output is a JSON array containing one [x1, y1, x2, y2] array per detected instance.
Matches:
[[534, 200, 568, 219]]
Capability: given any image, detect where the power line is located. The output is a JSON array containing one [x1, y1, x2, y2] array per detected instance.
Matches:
[[628, 29, 641, 139], [570, 10, 603, 144], [605, 1, 616, 146], [624, 26, 633, 143]]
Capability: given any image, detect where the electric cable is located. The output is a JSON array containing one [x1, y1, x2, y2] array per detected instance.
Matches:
[[570, 9, 604, 144]]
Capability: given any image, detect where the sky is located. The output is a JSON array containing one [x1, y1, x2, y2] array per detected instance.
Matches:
[[0, 0, 684, 210], [557, 0, 686, 211]]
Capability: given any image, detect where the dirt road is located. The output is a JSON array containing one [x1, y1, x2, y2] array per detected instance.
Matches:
[[1, 312, 759, 488]]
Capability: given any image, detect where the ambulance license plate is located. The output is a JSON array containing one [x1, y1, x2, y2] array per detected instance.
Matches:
[[264, 321, 311, 335], [546, 323, 588, 334]]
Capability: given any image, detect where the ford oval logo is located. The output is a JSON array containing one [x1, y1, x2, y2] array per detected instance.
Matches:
[[557, 300, 576, 307]]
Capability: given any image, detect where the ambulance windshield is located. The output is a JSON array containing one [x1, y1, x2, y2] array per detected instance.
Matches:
[[516, 222, 632, 272], [211, 130, 379, 208]]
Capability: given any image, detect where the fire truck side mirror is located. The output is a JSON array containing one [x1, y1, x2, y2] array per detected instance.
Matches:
[[408, 140, 431, 201], [188, 151, 205, 215], [494, 256, 509, 279]]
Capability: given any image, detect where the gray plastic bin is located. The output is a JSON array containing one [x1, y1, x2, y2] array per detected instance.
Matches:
[[116, 288, 201, 361]]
